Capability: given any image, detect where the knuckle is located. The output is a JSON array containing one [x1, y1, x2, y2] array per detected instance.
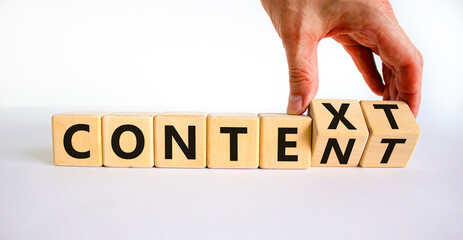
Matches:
[[289, 68, 314, 86]]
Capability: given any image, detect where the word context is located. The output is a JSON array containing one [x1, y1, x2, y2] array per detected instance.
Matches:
[[52, 100, 420, 169]]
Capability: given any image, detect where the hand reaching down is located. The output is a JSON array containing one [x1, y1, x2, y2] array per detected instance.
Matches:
[[260, 0, 423, 117]]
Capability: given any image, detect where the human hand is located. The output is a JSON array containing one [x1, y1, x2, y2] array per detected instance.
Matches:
[[260, 0, 423, 117]]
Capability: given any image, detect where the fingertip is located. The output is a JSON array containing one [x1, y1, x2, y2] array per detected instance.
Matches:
[[286, 69, 319, 115], [411, 107, 419, 118], [406, 101, 419, 118], [397, 94, 420, 118], [363, 74, 384, 96], [372, 84, 385, 96], [284, 40, 319, 115], [287, 94, 311, 115]]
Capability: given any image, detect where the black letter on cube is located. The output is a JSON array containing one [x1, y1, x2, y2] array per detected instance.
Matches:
[[165, 125, 196, 160], [111, 124, 145, 159], [373, 104, 399, 129], [322, 103, 356, 130], [64, 124, 91, 159], [321, 138, 356, 164], [278, 128, 298, 161], [220, 127, 248, 161]]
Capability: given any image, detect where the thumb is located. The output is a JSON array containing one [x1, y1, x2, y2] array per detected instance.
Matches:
[[284, 41, 319, 115]]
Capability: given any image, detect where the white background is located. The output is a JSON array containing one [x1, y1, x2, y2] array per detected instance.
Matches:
[[1, 0, 463, 239], [1, 0, 462, 114]]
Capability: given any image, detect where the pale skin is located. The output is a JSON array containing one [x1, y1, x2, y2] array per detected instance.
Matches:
[[260, 0, 423, 117]]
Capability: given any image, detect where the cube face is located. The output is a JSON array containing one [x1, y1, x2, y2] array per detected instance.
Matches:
[[52, 112, 108, 166], [207, 113, 259, 168], [102, 112, 156, 167], [309, 99, 369, 167], [259, 113, 312, 169], [359, 101, 420, 168], [154, 112, 207, 168]]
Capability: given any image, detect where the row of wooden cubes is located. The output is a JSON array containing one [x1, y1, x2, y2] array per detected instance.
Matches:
[[52, 100, 420, 168]]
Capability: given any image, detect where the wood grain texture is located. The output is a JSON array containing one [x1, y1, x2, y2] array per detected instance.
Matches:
[[154, 112, 207, 168], [52, 112, 109, 166], [309, 99, 369, 167], [102, 112, 156, 167], [207, 113, 259, 168], [359, 101, 420, 168], [258, 113, 312, 169]]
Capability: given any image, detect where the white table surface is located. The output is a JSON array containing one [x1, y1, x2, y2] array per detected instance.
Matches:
[[1, 108, 462, 240]]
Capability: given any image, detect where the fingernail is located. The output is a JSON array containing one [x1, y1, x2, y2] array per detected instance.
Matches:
[[287, 95, 303, 115]]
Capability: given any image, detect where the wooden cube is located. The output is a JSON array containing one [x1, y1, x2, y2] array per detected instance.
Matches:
[[309, 99, 369, 167], [258, 113, 312, 169], [102, 112, 156, 167], [259, 113, 312, 169], [154, 112, 207, 168], [207, 113, 259, 168], [52, 112, 109, 166], [359, 101, 420, 167]]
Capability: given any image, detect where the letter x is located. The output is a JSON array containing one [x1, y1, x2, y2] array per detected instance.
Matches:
[[322, 103, 356, 130]]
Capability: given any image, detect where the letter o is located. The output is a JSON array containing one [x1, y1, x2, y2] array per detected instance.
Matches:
[[111, 124, 145, 159]]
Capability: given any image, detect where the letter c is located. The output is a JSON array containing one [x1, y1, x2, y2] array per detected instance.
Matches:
[[63, 124, 91, 159]]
